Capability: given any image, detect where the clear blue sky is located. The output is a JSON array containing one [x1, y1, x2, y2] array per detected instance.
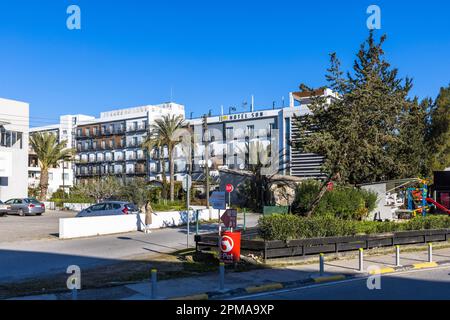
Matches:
[[1, 0, 449, 127]]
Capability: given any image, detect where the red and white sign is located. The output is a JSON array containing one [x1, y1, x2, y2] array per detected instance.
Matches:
[[220, 231, 241, 263], [226, 184, 234, 193]]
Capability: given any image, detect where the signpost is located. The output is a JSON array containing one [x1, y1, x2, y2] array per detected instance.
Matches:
[[226, 184, 234, 207], [183, 175, 192, 248]]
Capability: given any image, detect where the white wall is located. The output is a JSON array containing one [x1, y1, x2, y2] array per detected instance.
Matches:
[[59, 208, 219, 239], [0, 98, 29, 201]]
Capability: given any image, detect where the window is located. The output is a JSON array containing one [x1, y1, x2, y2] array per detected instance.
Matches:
[[226, 127, 234, 141], [247, 125, 255, 138], [62, 173, 69, 181], [48, 173, 53, 181]]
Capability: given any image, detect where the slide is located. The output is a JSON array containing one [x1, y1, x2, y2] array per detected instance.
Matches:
[[426, 198, 450, 215]]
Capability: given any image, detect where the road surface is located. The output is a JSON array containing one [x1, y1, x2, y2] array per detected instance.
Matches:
[[236, 266, 450, 300]]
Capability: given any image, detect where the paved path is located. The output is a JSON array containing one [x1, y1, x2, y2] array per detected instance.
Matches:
[[0, 212, 260, 284]]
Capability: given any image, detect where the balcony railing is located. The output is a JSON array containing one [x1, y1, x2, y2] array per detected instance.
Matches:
[[127, 124, 148, 132]]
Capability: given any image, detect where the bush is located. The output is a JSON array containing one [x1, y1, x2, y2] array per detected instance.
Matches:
[[259, 214, 450, 241], [291, 180, 378, 220]]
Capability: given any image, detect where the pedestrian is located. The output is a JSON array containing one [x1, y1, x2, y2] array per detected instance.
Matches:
[[144, 201, 153, 234]]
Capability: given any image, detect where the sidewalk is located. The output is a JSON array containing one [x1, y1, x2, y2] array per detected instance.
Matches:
[[11, 245, 450, 300]]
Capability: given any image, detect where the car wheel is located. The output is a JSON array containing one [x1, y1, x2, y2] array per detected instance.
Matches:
[[36, 213, 42, 216], [18, 209, 25, 217]]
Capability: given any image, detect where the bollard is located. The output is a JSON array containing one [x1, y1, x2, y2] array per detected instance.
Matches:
[[219, 262, 225, 291], [319, 253, 325, 276], [396, 245, 401, 267], [243, 208, 247, 231], [195, 210, 199, 235], [151, 269, 158, 299], [428, 243, 433, 263], [359, 248, 364, 272]]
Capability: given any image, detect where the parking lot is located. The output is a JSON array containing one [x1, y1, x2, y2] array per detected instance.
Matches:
[[0, 211, 77, 243]]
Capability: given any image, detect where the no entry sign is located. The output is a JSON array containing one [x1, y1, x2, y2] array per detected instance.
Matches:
[[226, 184, 234, 193], [220, 231, 241, 263]]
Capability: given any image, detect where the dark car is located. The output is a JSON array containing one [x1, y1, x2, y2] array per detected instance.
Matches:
[[0, 200, 12, 217], [76, 201, 140, 217], [4, 198, 45, 216]]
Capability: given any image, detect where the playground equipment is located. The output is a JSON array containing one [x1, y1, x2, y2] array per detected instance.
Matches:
[[406, 179, 450, 216]]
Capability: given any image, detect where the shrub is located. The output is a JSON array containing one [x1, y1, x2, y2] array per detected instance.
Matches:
[[291, 180, 378, 220], [258, 214, 450, 241]]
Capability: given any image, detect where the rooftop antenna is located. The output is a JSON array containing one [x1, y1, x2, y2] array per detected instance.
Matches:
[[272, 101, 275, 110], [282, 96, 285, 108]]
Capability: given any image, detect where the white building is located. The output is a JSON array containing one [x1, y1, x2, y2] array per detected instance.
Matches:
[[29, 114, 95, 196], [74, 103, 185, 182], [0, 98, 29, 201]]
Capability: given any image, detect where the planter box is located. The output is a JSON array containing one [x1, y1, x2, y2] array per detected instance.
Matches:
[[195, 228, 450, 260]]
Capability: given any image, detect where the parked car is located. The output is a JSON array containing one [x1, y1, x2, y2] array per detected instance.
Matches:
[[0, 200, 12, 217], [76, 201, 140, 218], [4, 198, 45, 216]]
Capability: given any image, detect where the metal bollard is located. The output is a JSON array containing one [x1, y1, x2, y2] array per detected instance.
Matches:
[[396, 245, 401, 267], [219, 262, 225, 291], [151, 269, 158, 299], [196, 210, 199, 235], [319, 253, 325, 276], [359, 248, 364, 272], [428, 243, 433, 263], [243, 208, 247, 231]]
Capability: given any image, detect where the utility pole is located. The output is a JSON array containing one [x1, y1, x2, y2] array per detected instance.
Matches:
[[202, 114, 210, 208]]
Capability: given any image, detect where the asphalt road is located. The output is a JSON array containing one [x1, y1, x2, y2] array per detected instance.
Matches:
[[237, 266, 450, 300], [0, 211, 260, 284]]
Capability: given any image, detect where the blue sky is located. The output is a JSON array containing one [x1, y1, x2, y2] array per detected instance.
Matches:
[[0, 0, 449, 127]]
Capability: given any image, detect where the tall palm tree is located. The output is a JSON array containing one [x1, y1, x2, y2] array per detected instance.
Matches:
[[29, 132, 73, 200], [142, 114, 185, 201], [142, 134, 168, 201]]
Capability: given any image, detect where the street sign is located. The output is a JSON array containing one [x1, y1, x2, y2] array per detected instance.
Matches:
[[210, 191, 226, 210], [182, 174, 192, 192], [221, 209, 237, 229], [226, 184, 234, 193], [220, 231, 241, 263]]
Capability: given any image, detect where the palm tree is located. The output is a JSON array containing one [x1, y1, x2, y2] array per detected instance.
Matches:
[[29, 132, 73, 200], [142, 114, 186, 201], [142, 134, 168, 201]]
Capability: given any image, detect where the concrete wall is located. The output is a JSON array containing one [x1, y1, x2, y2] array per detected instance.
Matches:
[[0, 98, 29, 201], [59, 208, 218, 239]]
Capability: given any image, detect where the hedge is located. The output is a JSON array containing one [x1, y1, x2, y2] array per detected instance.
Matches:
[[258, 214, 450, 241], [291, 180, 378, 220]]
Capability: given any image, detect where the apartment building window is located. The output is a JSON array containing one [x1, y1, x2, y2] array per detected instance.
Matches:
[[93, 127, 98, 136], [92, 141, 98, 150], [48, 173, 53, 181], [77, 128, 82, 136], [226, 127, 233, 141], [101, 126, 106, 135], [101, 140, 106, 150], [109, 140, 115, 149], [62, 173, 69, 181], [247, 125, 255, 138]]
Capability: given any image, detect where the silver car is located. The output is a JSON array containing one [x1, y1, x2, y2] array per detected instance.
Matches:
[[4, 198, 45, 216], [0, 200, 12, 217], [76, 201, 140, 217]]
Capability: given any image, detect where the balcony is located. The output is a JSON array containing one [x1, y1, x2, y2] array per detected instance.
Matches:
[[127, 124, 148, 133], [127, 166, 147, 175]]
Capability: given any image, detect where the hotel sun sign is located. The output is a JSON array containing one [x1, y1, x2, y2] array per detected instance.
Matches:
[[220, 111, 265, 122]]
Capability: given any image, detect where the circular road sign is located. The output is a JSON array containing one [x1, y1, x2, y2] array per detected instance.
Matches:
[[226, 184, 234, 193]]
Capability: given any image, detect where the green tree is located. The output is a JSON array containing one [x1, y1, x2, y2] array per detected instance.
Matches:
[[75, 176, 122, 203], [426, 85, 450, 172], [29, 132, 73, 200], [142, 114, 186, 201], [295, 31, 419, 215]]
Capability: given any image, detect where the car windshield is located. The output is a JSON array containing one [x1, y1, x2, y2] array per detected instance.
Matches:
[[125, 203, 138, 211], [0, 200, 3, 204], [25, 198, 41, 204]]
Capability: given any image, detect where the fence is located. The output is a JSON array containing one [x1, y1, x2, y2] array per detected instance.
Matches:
[[195, 228, 450, 260]]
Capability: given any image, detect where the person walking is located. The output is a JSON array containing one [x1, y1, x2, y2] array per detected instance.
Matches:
[[144, 201, 153, 234]]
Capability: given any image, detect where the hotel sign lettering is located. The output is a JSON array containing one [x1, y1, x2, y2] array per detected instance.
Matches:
[[220, 111, 265, 122]]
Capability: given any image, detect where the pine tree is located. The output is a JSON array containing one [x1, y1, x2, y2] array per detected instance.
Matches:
[[294, 31, 419, 215], [426, 85, 450, 172]]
